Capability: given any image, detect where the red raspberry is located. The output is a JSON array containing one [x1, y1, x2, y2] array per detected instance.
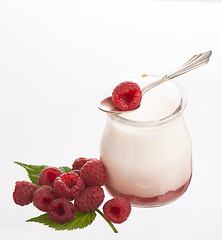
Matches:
[[103, 197, 131, 224], [80, 158, 107, 186], [112, 81, 142, 111], [13, 181, 38, 206], [48, 198, 75, 223], [54, 172, 85, 200], [33, 185, 56, 212], [38, 167, 63, 187], [72, 157, 89, 170], [71, 169, 81, 176], [74, 186, 105, 213]]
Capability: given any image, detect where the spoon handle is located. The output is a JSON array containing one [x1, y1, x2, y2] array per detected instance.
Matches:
[[142, 50, 212, 95]]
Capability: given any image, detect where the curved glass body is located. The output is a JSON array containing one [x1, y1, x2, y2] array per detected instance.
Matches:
[[100, 75, 192, 207]]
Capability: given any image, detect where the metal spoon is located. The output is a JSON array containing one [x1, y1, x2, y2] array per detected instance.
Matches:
[[99, 50, 212, 114]]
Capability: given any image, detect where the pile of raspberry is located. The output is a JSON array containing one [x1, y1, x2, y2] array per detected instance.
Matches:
[[13, 157, 131, 225]]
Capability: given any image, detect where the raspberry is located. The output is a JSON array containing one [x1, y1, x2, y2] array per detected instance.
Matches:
[[54, 172, 85, 200], [74, 186, 105, 213], [112, 81, 142, 111], [13, 181, 38, 206], [38, 167, 63, 187], [80, 158, 107, 186], [33, 185, 56, 212], [71, 169, 81, 176], [72, 157, 89, 170], [103, 197, 131, 224], [48, 198, 75, 223]]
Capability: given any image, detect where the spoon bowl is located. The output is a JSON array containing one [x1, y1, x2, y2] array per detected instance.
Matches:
[[99, 97, 140, 114]]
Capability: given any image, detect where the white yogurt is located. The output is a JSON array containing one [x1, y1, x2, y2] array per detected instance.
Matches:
[[100, 79, 192, 199]]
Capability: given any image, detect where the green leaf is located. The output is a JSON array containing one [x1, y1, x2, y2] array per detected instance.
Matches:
[[59, 166, 72, 173], [14, 161, 48, 186], [26, 211, 96, 230]]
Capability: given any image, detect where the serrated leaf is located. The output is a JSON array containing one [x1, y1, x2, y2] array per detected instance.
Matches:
[[14, 161, 48, 186], [73, 211, 96, 229], [59, 166, 71, 173], [26, 211, 96, 230]]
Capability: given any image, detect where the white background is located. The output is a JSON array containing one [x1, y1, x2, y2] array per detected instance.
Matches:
[[0, 0, 222, 239]]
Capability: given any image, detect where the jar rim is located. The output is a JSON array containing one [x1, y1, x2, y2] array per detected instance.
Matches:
[[107, 77, 187, 127]]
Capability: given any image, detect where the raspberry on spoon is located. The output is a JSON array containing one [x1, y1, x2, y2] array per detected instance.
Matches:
[[112, 81, 142, 111]]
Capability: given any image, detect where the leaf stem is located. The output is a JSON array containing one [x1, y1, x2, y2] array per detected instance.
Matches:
[[95, 209, 118, 233]]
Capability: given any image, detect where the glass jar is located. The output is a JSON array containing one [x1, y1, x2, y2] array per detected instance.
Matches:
[[100, 75, 192, 207]]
